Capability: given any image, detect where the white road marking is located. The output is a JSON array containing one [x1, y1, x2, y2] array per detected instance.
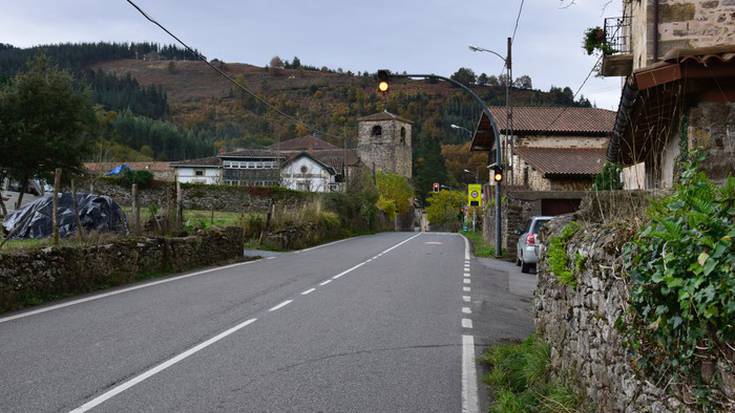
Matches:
[[462, 307, 472, 314], [301, 288, 316, 295], [266, 257, 276, 260], [463, 296, 471, 302], [462, 335, 479, 413], [268, 300, 293, 312], [462, 318, 473, 329], [463, 279, 471, 284], [463, 287, 471, 292], [425, 241, 443, 245], [319, 280, 332, 286], [461, 234, 471, 260], [68, 318, 258, 413], [464, 272, 471, 278], [0, 260, 260, 324], [294, 236, 360, 254]]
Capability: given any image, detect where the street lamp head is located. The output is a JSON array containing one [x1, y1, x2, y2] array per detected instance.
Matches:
[[468, 45, 482, 52], [450, 124, 461, 129]]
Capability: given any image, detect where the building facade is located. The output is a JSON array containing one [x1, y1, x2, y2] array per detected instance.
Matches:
[[170, 157, 222, 185], [356, 111, 413, 178], [601, 0, 735, 189], [219, 149, 282, 187]]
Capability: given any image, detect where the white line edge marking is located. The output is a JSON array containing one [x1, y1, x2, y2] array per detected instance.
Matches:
[[301, 288, 316, 295], [68, 317, 257, 413], [463, 287, 471, 292], [461, 234, 471, 261], [463, 279, 471, 284], [463, 296, 471, 302], [461, 318, 473, 329], [319, 280, 332, 286], [268, 300, 293, 312], [69, 232, 422, 412], [464, 273, 471, 278], [0, 260, 260, 324], [462, 334, 479, 413], [462, 307, 472, 314]]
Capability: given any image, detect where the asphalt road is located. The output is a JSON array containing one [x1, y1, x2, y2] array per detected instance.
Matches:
[[0, 232, 534, 412]]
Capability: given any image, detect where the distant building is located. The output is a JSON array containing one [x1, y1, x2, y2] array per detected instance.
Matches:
[[471, 106, 615, 192], [170, 157, 222, 185], [219, 149, 282, 187], [356, 111, 413, 178]]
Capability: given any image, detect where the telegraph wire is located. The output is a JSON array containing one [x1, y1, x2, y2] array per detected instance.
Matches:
[[124, 0, 344, 142], [546, 53, 602, 128], [511, 0, 525, 44]]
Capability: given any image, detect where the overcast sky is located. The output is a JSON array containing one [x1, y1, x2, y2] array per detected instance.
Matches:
[[1, 0, 623, 109]]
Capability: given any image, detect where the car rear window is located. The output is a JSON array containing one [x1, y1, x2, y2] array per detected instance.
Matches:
[[531, 219, 550, 233]]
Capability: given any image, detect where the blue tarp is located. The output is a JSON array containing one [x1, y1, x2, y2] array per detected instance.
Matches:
[[105, 163, 129, 176]]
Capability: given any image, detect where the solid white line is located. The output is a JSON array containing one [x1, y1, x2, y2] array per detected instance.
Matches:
[[68, 318, 257, 413], [463, 296, 471, 302], [301, 288, 316, 295], [462, 307, 472, 314], [461, 234, 471, 260], [319, 280, 332, 286], [461, 334, 479, 413], [0, 260, 260, 324], [463, 287, 471, 292], [463, 279, 471, 285], [462, 318, 473, 329], [268, 300, 293, 312], [295, 235, 362, 254]]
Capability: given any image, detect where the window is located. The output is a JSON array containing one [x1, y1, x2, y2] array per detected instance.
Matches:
[[256, 162, 264, 169], [300, 165, 309, 174], [371, 125, 382, 137], [194, 169, 204, 177], [223, 161, 232, 169], [400, 127, 406, 144]]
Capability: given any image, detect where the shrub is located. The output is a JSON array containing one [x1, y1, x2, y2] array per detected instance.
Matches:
[[425, 190, 464, 227], [623, 156, 735, 409], [546, 221, 580, 287]]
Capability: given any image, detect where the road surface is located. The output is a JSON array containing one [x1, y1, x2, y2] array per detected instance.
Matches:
[[0, 232, 534, 412]]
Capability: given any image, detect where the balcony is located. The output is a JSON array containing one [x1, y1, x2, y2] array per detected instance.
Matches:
[[600, 16, 633, 77]]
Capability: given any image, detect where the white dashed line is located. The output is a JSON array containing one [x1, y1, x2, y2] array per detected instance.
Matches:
[[268, 300, 293, 312], [463, 296, 471, 302], [301, 288, 316, 295], [68, 317, 258, 413], [463, 287, 471, 292], [266, 257, 276, 260], [462, 307, 472, 314], [462, 318, 473, 329], [462, 335, 479, 413], [319, 280, 332, 286], [463, 279, 471, 284], [464, 272, 471, 278]]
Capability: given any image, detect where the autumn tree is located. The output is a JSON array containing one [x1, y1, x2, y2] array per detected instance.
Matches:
[[375, 172, 414, 219], [425, 190, 465, 227], [441, 142, 488, 185]]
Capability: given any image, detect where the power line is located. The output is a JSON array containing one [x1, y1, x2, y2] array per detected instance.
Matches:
[[124, 0, 343, 142], [546, 53, 603, 128], [511, 0, 525, 44]]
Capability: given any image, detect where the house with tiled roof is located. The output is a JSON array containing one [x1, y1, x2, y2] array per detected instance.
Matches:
[[170, 157, 222, 185], [471, 106, 615, 191]]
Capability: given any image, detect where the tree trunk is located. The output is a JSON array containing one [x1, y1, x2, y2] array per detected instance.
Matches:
[[0, 171, 7, 217], [15, 177, 27, 210]]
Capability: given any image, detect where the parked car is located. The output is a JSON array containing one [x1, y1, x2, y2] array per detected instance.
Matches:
[[516, 216, 553, 273]]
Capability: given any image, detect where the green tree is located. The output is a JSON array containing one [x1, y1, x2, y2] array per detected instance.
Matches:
[[425, 190, 465, 227], [376, 172, 414, 219], [450, 67, 476, 87], [0, 53, 96, 206], [593, 162, 623, 190]]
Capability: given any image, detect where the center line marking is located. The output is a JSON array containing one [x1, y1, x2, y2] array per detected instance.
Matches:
[[268, 300, 293, 312], [301, 288, 316, 295], [319, 280, 332, 286], [68, 318, 257, 413]]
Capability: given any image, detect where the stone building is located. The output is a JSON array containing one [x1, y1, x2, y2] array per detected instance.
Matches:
[[601, 0, 735, 188], [356, 111, 413, 178]]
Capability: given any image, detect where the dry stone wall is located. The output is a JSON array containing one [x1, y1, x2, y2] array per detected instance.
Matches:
[[0, 227, 245, 312]]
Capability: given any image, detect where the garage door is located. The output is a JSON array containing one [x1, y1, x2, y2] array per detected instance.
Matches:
[[541, 199, 581, 216]]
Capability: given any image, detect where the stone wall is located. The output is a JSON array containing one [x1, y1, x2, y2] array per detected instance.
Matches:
[[534, 194, 687, 412], [78, 178, 315, 212], [688, 101, 735, 183], [0, 227, 245, 312]]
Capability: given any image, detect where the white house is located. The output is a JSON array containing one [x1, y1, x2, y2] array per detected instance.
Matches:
[[170, 157, 222, 185], [281, 153, 340, 193]]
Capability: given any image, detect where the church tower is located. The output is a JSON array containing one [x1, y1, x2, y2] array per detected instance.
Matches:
[[356, 111, 413, 178]]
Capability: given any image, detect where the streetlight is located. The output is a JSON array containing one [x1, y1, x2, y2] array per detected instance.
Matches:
[[374, 69, 504, 257], [469, 37, 514, 186], [451, 124, 473, 136], [463, 168, 479, 183]]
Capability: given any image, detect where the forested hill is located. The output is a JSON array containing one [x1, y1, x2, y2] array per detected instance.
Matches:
[[0, 42, 593, 197]]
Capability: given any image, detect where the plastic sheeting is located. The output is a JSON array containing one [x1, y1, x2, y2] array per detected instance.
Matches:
[[2, 193, 128, 240]]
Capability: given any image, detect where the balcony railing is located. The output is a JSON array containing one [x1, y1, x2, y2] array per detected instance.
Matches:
[[604, 16, 631, 55]]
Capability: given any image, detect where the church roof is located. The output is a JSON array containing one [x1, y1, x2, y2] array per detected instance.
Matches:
[[270, 135, 340, 151], [357, 110, 413, 125]]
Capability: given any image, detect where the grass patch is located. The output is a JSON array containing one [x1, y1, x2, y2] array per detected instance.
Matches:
[[480, 335, 583, 413], [546, 221, 581, 287], [461, 230, 495, 257]]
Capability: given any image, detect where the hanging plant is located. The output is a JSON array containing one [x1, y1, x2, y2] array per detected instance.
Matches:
[[582, 27, 614, 55]]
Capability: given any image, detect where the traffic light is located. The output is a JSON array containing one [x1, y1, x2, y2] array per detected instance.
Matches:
[[377, 69, 391, 93], [491, 165, 504, 183]]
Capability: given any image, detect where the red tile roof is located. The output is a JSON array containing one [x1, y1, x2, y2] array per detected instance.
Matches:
[[358, 110, 413, 124], [489, 106, 616, 135], [170, 157, 222, 167], [270, 135, 339, 151], [515, 147, 607, 176]]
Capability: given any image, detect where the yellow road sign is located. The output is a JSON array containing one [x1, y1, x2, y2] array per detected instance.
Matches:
[[468, 184, 482, 207]]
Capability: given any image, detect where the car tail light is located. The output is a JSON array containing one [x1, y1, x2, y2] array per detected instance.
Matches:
[[526, 232, 536, 246]]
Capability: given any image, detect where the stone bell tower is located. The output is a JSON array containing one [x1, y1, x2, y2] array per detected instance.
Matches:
[[356, 111, 413, 178]]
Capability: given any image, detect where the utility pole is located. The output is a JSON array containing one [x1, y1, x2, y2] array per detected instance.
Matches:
[[506, 37, 514, 186]]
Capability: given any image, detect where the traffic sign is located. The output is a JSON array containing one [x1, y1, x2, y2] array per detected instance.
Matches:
[[468, 184, 482, 207]]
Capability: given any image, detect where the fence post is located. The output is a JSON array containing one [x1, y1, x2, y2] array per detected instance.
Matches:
[[71, 179, 84, 242], [132, 183, 140, 235], [52, 168, 61, 246], [175, 181, 183, 229]]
